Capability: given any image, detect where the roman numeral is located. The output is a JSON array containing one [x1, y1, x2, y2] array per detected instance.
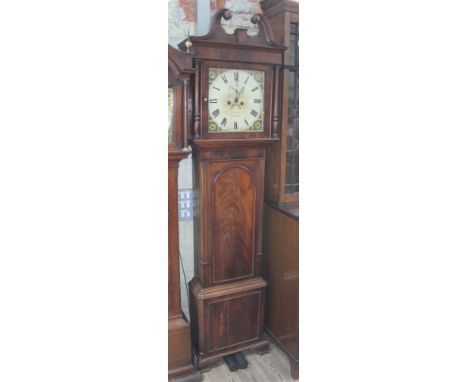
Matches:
[[244, 77, 249, 84], [244, 119, 249, 126], [250, 110, 258, 117], [221, 75, 228, 83], [212, 86, 220, 91], [221, 118, 227, 127], [209, 99, 217, 103], [234, 121, 238, 130], [251, 87, 258, 92], [253, 99, 261, 103], [212, 109, 220, 118], [234, 72, 239, 81]]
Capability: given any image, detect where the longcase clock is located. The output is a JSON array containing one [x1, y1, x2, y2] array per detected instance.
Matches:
[[180, 9, 286, 368], [168, 45, 201, 381]]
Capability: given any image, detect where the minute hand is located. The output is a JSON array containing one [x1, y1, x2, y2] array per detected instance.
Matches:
[[230, 86, 240, 95], [238, 84, 247, 96]]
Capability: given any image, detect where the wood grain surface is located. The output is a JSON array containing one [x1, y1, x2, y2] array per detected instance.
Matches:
[[200, 339, 298, 382], [213, 166, 255, 282]]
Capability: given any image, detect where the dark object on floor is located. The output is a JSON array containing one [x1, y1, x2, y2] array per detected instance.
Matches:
[[233, 352, 248, 369], [223, 354, 239, 372]]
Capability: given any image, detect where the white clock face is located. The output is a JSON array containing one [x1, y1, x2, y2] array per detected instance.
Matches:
[[208, 68, 264, 133]]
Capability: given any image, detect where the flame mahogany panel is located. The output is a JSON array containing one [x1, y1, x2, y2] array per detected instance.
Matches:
[[195, 150, 265, 288], [213, 166, 256, 283]]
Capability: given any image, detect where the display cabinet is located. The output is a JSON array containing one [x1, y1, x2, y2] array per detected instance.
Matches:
[[260, 0, 299, 379], [261, 0, 299, 204]]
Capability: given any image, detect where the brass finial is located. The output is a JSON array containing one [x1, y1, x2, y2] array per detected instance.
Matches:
[[184, 28, 192, 53], [184, 38, 192, 53]]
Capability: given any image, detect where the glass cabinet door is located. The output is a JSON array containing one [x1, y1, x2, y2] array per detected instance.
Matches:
[[285, 22, 299, 195]]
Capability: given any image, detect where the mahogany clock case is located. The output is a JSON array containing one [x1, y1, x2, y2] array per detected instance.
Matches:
[[189, 140, 271, 365], [179, 9, 287, 368], [180, 9, 285, 144]]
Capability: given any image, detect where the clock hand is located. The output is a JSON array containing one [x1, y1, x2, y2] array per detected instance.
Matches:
[[238, 84, 247, 96], [230, 86, 240, 95], [227, 87, 237, 108]]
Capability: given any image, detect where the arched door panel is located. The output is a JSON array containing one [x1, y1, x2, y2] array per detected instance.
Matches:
[[212, 166, 256, 283]]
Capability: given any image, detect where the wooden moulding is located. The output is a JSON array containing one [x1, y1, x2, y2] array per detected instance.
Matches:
[[191, 138, 278, 150], [191, 276, 267, 299], [179, 9, 286, 57], [168, 151, 190, 164]]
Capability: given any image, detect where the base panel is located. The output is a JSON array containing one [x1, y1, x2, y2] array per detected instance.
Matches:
[[168, 314, 195, 380], [195, 338, 270, 370]]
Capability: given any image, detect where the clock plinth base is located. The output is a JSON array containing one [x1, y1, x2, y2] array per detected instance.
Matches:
[[168, 313, 198, 380], [194, 338, 270, 371], [189, 277, 268, 369]]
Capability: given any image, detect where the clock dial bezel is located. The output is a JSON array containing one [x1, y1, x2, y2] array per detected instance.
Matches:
[[207, 68, 265, 134], [200, 60, 273, 140]]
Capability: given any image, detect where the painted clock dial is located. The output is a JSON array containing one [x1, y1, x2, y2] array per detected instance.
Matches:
[[208, 68, 265, 133]]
